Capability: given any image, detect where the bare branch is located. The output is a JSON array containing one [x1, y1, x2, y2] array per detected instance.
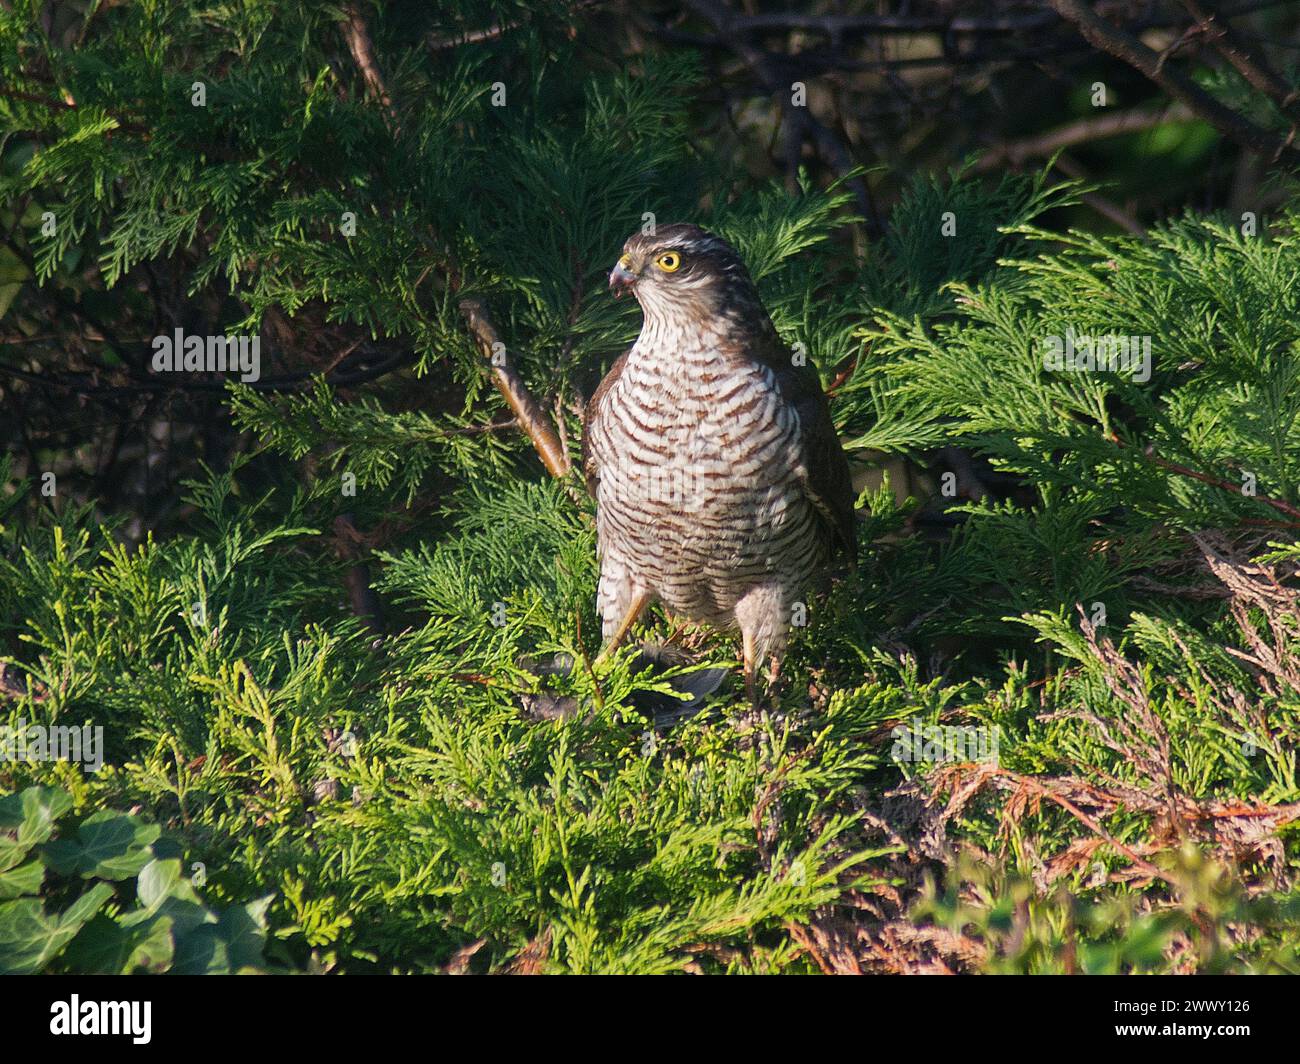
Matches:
[[457, 298, 571, 479], [427, 0, 607, 51], [976, 103, 1194, 171], [681, 0, 874, 225], [1180, 0, 1300, 124], [340, 3, 396, 122], [1146, 447, 1300, 522], [1047, 0, 1300, 165]]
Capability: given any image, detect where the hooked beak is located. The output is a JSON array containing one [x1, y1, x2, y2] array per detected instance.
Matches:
[[608, 262, 637, 299]]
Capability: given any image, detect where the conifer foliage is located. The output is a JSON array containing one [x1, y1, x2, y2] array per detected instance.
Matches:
[[2, 3, 1300, 973]]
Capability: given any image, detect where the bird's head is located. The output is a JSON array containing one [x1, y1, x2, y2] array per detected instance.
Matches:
[[608, 224, 759, 325]]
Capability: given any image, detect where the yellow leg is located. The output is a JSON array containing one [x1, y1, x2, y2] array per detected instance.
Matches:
[[594, 588, 651, 665], [743, 628, 759, 708]]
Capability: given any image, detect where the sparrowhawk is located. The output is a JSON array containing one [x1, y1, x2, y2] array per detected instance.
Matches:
[[582, 223, 856, 702]]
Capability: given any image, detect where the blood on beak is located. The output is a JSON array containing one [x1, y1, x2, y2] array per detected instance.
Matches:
[[609, 263, 637, 298]]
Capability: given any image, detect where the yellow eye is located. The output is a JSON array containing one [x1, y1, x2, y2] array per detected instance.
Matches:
[[655, 251, 682, 272]]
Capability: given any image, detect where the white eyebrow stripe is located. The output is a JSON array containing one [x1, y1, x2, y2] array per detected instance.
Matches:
[[666, 237, 728, 255]]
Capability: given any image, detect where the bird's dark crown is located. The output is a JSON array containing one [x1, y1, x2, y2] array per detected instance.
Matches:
[[619, 223, 750, 284]]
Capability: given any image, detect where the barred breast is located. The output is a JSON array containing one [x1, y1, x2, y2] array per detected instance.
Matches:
[[588, 323, 826, 632]]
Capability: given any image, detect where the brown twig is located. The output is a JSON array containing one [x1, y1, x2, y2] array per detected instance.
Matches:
[[0, 664, 50, 702], [340, 3, 397, 127], [0, 88, 150, 136], [427, 0, 607, 51], [976, 103, 1194, 171], [332, 8, 574, 484], [681, 0, 875, 225], [1179, 0, 1300, 125], [457, 298, 571, 479], [942, 764, 1177, 886], [1048, 0, 1300, 166], [1146, 447, 1300, 522], [1051, 154, 1146, 236], [333, 514, 384, 633]]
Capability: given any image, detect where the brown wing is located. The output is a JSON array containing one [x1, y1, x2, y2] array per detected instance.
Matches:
[[581, 348, 631, 498], [752, 330, 857, 564]]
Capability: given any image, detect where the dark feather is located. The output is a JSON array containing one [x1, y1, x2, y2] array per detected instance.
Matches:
[[751, 329, 858, 565]]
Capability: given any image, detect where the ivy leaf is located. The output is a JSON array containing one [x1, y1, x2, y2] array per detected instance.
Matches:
[[136, 858, 213, 939], [0, 786, 73, 871], [0, 859, 45, 900], [0, 882, 114, 974], [43, 810, 161, 880], [62, 911, 177, 974], [173, 896, 271, 974]]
